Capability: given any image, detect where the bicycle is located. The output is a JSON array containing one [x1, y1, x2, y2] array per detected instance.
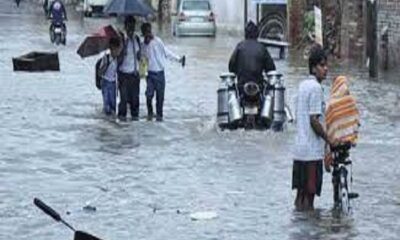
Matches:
[[331, 142, 359, 215]]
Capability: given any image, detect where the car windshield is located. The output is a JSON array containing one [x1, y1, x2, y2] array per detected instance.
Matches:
[[182, 1, 210, 11]]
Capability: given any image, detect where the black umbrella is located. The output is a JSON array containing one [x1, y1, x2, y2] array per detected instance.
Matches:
[[33, 198, 104, 240], [77, 25, 120, 58], [104, 0, 155, 17]]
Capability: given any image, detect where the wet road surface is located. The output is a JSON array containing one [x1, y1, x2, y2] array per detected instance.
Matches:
[[1, 1, 400, 240]]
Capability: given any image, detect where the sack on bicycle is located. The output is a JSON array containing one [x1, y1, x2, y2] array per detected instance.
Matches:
[[324, 76, 361, 172]]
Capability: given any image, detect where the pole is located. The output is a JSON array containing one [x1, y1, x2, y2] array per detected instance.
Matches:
[[244, 0, 248, 32], [382, 28, 389, 70], [256, 3, 260, 25], [158, 0, 163, 20], [115, 74, 119, 122], [367, 0, 378, 78]]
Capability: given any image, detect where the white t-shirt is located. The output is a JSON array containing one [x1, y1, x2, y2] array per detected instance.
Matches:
[[293, 76, 325, 161], [102, 55, 118, 82]]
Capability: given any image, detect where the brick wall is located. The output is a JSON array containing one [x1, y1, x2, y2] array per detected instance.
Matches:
[[379, 0, 400, 68]]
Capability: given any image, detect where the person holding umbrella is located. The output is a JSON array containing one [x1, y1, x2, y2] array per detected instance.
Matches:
[[141, 22, 185, 122], [117, 16, 142, 121]]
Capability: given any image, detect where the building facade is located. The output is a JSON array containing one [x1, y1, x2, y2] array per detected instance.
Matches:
[[378, 0, 400, 68], [212, 0, 258, 34]]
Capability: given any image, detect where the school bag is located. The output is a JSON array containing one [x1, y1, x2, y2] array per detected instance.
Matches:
[[95, 54, 110, 90]]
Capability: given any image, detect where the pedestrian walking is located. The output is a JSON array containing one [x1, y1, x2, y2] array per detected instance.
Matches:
[[140, 22, 184, 122], [117, 16, 142, 121], [98, 37, 122, 116], [292, 45, 338, 211]]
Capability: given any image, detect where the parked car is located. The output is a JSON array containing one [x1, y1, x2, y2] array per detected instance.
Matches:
[[173, 0, 216, 37], [83, 0, 108, 17]]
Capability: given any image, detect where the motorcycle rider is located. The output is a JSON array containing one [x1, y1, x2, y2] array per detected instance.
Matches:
[[48, 0, 67, 44], [228, 21, 276, 96]]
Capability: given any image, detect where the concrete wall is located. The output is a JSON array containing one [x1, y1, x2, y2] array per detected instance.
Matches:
[[329, 0, 400, 69], [205, 0, 257, 34], [378, 0, 400, 68]]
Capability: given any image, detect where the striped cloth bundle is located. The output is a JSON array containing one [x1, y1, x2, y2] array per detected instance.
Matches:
[[325, 76, 360, 144]]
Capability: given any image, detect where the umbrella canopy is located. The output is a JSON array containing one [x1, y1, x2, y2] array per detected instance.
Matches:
[[103, 0, 155, 17], [77, 25, 120, 58]]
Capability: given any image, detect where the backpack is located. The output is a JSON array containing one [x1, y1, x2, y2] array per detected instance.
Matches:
[[95, 54, 110, 90]]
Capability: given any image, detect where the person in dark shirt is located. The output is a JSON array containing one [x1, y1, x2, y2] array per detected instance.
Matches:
[[48, 0, 67, 23], [229, 21, 276, 92]]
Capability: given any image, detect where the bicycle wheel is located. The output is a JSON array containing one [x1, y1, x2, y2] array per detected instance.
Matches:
[[339, 168, 350, 215]]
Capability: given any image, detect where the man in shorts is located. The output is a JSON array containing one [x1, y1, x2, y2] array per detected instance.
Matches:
[[292, 46, 337, 211]]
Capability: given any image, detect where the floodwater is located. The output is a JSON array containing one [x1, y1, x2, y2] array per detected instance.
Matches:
[[1, 2, 399, 240]]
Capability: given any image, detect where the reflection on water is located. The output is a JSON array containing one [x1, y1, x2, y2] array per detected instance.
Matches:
[[1, 2, 400, 240], [289, 209, 357, 240]]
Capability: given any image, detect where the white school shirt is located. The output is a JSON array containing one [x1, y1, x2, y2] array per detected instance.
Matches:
[[102, 55, 118, 82], [293, 76, 326, 161], [119, 37, 140, 73], [142, 36, 180, 72]]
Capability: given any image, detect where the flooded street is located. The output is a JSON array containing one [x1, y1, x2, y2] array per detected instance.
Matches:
[[1, 2, 400, 240]]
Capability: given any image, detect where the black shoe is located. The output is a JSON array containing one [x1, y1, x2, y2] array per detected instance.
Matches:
[[147, 114, 153, 121], [156, 116, 163, 122], [118, 116, 127, 122], [348, 192, 359, 199], [131, 116, 139, 121]]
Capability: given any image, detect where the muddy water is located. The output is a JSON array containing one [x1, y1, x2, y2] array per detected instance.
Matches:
[[1, 2, 399, 240]]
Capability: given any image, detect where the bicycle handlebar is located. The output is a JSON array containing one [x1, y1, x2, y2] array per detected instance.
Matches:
[[331, 141, 352, 152]]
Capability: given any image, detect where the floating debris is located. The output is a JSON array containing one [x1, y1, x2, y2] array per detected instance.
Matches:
[[83, 205, 97, 212], [190, 211, 218, 221]]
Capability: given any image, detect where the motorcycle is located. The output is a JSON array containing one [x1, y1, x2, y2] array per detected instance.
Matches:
[[49, 21, 66, 45], [217, 71, 293, 131]]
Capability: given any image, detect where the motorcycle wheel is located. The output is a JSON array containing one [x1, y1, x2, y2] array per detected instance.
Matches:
[[62, 33, 66, 45], [339, 170, 350, 215], [54, 34, 61, 45], [244, 115, 256, 130], [49, 26, 55, 43]]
